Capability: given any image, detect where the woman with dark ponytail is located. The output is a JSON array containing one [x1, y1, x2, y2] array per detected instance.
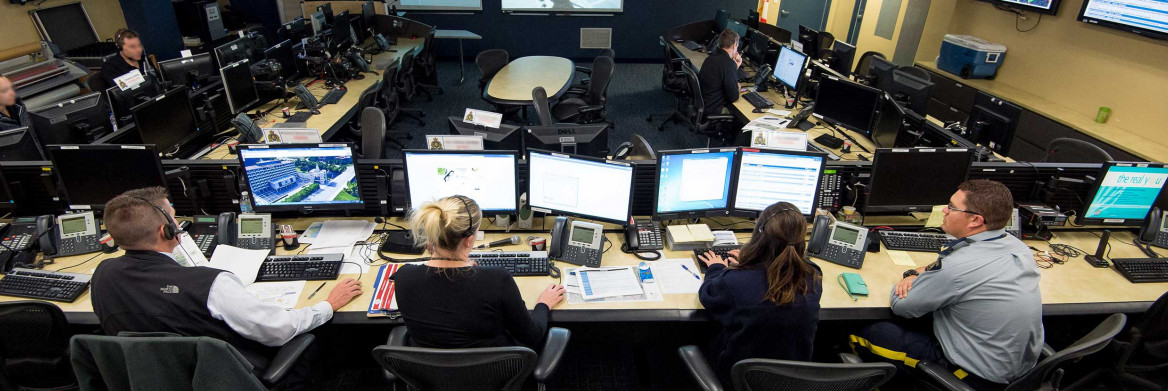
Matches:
[[696, 201, 823, 382]]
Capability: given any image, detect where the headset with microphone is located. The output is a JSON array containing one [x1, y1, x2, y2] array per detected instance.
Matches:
[[131, 197, 197, 264]]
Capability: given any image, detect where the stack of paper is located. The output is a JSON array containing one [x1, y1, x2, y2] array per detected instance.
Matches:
[[649, 259, 704, 294], [245, 281, 306, 310], [205, 245, 270, 285], [666, 224, 716, 251]]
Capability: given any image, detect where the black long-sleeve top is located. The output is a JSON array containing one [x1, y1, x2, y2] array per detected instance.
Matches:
[[391, 265, 549, 349], [699, 261, 823, 382], [698, 49, 741, 116]]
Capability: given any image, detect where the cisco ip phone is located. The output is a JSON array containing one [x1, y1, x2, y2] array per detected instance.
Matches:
[[550, 217, 605, 268], [52, 212, 102, 257], [1139, 207, 1168, 249], [217, 212, 275, 253], [807, 215, 869, 269]]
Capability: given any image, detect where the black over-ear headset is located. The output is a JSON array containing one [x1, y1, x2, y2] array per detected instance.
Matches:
[[132, 196, 179, 241], [114, 29, 137, 53]]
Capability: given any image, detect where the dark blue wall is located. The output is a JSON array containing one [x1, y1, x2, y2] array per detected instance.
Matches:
[[118, 0, 185, 60], [402, 0, 757, 62]]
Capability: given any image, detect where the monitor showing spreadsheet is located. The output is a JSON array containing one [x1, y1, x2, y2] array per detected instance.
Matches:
[[732, 148, 826, 217], [527, 149, 634, 224], [403, 150, 519, 213]]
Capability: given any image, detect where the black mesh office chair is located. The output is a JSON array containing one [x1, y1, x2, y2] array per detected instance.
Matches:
[[818, 31, 837, 60], [1043, 138, 1113, 164], [853, 52, 887, 81], [359, 107, 390, 157], [397, 51, 432, 102], [574, 48, 615, 88], [378, 65, 425, 127], [412, 30, 443, 96], [907, 313, 1127, 391], [678, 345, 895, 391], [475, 49, 509, 90], [0, 301, 77, 390], [659, 63, 735, 140], [1063, 291, 1168, 390], [375, 326, 571, 391], [531, 87, 554, 127], [344, 81, 381, 140], [648, 37, 692, 126], [552, 55, 613, 124]]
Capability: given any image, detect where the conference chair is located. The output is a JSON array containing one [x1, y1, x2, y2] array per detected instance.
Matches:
[[412, 30, 443, 96], [475, 49, 509, 91], [613, 134, 656, 161], [71, 332, 316, 390], [344, 80, 381, 140], [573, 48, 615, 89], [374, 326, 571, 391], [1063, 291, 1168, 390], [659, 63, 735, 141], [552, 55, 613, 125], [1042, 138, 1113, 164], [397, 50, 432, 102], [531, 87, 554, 127], [647, 37, 692, 127], [853, 51, 887, 81], [0, 301, 77, 390], [677, 345, 895, 391], [817, 31, 837, 60], [845, 313, 1127, 391], [378, 65, 425, 127], [359, 107, 393, 158]]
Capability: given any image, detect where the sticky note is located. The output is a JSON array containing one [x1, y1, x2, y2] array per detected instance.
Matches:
[[888, 250, 917, 267]]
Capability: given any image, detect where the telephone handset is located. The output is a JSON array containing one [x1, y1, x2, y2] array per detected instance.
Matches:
[[216, 212, 274, 253], [52, 212, 102, 257], [374, 34, 392, 51], [624, 218, 663, 252], [1139, 207, 1168, 249], [37, 215, 57, 256], [807, 215, 868, 269], [550, 216, 605, 267]]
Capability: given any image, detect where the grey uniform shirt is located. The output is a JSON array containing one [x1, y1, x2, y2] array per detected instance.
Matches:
[[890, 229, 1044, 384]]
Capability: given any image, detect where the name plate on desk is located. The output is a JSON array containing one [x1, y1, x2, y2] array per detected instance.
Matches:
[[263, 128, 322, 144], [463, 108, 502, 129], [426, 135, 484, 151]]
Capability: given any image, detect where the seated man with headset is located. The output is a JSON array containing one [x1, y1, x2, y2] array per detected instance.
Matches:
[[90, 186, 364, 388], [100, 29, 155, 88]]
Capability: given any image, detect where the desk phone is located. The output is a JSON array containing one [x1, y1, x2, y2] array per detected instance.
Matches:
[[819, 170, 842, 210], [551, 217, 604, 268], [217, 212, 274, 253], [807, 216, 868, 269], [53, 212, 102, 257], [1140, 207, 1168, 249], [182, 215, 221, 257], [624, 218, 663, 251]]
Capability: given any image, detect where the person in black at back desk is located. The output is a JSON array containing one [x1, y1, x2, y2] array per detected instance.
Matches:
[[0, 75, 31, 131], [391, 195, 566, 349], [699, 28, 744, 117], [101, 29, 152, 88]]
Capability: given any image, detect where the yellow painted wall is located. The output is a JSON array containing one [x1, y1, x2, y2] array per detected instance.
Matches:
[[914, 0, 956, 63], [937, 0, 1168, 144], [0, 0, 128, 52], [853, 0, 910, 63]]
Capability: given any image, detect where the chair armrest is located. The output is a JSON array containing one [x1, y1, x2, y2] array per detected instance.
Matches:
[[575, 66, 592, 75], [578, 105, 605, 114], [1041, 343, 1056, 359], [706, 115, 735, 122], [565, 87, 587, 96], [839, 353, 864, 364], [917, 360, 976, 391], [670, 58, 691, 65], [533, 327, 571, 383], [261, 333, 315, 385], [381, 327, 409, 384], [677, 345, 723, 391]]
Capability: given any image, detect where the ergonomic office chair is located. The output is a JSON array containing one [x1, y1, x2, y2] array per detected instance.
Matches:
[[677, 345, 895, 391], [359, 107, 391, 158], [573, 48, 615, 89], [71, 332, 316, 390], [552, 55, 614, 124], [1042, 138, 1113, 164], [378, 65, 425, 127], [648, 37, 692, 128], [375, 326, 571, 391], [397, 51, 432, 102], [412, 30, 443, 96], [853, 52, 887, 83], [817, 31, 836, 60], [659, 63, 736, 141], [532, 87, 555, 127], [344, 81, 381, 140], [0, 301, 77, 390], [1063, 291, 1168, 390], [475, 49, 509, 91], [844, 313, 1127, 391]]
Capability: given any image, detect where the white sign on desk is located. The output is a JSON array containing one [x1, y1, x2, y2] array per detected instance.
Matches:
[[463, 108, 503, 129], [750, 130, 806, 151], [263, 128, 322, 144], [425, 135, 484, 151], [113, 70, 145, 91]]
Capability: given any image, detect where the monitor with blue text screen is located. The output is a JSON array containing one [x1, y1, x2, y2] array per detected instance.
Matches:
[[1082, 162, 1168, 225]]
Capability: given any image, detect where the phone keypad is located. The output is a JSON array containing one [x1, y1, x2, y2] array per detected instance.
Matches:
[[1155, 231, 1168, 248], [820, 174, 841, 210], [57, 236, 102, 257], [563, 245, 602, 268], [817, 245, 865, 269], [1, 234, 32, 252], [194, 234, 217, 256]]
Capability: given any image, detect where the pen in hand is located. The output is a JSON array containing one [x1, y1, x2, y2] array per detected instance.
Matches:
[[307, 282, 327, 299]]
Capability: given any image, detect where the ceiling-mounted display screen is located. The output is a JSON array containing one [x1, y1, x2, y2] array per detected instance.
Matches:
[[502, 0, 623, 13], [399, 0, 483, 11]]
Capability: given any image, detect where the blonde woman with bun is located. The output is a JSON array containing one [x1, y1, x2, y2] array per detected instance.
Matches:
[[391, 195, 566, 348]]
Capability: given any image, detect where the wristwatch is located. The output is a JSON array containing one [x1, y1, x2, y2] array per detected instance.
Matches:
[[903, 269, 920, 279]]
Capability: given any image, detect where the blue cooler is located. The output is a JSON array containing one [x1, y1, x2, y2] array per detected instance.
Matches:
[[937, 34, 1006, 79]]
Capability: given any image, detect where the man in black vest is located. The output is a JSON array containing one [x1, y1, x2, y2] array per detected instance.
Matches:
[[91, 186, 363, 388]]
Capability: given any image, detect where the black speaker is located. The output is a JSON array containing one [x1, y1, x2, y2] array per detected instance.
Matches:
[[390, 167, 407, 214]]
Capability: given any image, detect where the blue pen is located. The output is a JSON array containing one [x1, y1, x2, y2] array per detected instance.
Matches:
[[680, 264, 701, 280]]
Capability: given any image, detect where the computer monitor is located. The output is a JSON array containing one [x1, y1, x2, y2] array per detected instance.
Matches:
[[829, 40, 856, 76], [214, 38, 252, 68], [524, 124, 609, 158], [0, 169, 14, 209], [731, 148, 826, 218], [46, 144, 167, 210], [237, 143, 365, 212], [158, 53, 217, 88], [0, 127, 45, 161], [402, 150, 519, 214], [220, 60, 259, 115], [888, 70, 934, 115], [526, 149, 634, 224], [966, 92, 1021, 154], [264, 39, 300, 81], [280, 18, 312, 42], [361, 1, 377, 31], [715, 9, 730, 32], [106, 75, 163, 124], [447, 116, 522, 151], [654, 148, 736, 220], [773, 46, 808, 90], [745, 29, 770, 66], [131, 86, 201, 156], [868, 57, 897, 91], [1082, 162, 1168, 225], [310, 11, 327, 36], [30, 93, 113, 146], [865, 148, 975, 213], [798, 25, 820, 59], [871, 93, 905, 148], [317, 3, 334, 25], [746, 9, 760, 29], [332, 11, 353, 50], [813, 76, 882, 136]]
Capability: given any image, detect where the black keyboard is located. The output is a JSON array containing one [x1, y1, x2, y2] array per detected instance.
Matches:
[[692, 245, 742, 273], [682, 40, 704, 51], [286, 111, 312, 123], [469, 251, 549, 276], [1112, 258, 1168, 283], [256, 254, 344, 282], [0, 268, 91, 303], [321, 88, 347, 105], [878, 231, 953, 253], [743, 91, 774, 109]]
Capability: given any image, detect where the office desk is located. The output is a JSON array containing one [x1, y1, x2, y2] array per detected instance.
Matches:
[[434, 30, 481, 85], [5, 217, 1166, 324], [484, 56, 575, 107], [198, 38, 424, 160]]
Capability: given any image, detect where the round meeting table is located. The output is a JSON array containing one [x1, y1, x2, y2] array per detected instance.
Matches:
[[483, 56, 575, 117]]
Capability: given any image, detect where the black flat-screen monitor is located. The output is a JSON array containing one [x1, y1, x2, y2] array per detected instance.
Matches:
[[798, 25, 820, 59], [868, 57, 898, 91], [745, 29, 770, 66], [332, 11, 353, 50], [47, 144, 167, 210], [280, 18, 312, 42], [237, 143, 365, 212], [106, 75, 163, 124], [966, 92, 1021, 154], [0, 127, 45, 161], [829, 40, 856, 76], [158, 53, 216, 87], [978, 0, 1062, 15], [865, 148, 975, 213], [317, 3, 334, 25], [1081, 162, 1168, 225], [264, 39, 300, 81], [888, 70, 934, 115], [447, 116, 522, 151], [715, 9, 730, 32], [772, 46, 808, 91], [731, 148, 826, 218], [131, 86, 202, 156], [361, 1, 377, 37], [220, 60, 259, 115], [813, 76, 882, 136], [526, 149, 634, 224], [30, 93, 112, 147], [402, 149, 519, 214], [214, 38, 251, 68], [1078, 0, 1168, 40], [524, 124, 609, 158]]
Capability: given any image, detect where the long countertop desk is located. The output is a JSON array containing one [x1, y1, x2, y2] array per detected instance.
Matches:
[[5, 216, 1165, 325], [199, 38, 424, 160]]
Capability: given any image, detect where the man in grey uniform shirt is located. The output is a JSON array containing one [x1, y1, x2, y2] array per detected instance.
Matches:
[[850, 179, 1044, 390]]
